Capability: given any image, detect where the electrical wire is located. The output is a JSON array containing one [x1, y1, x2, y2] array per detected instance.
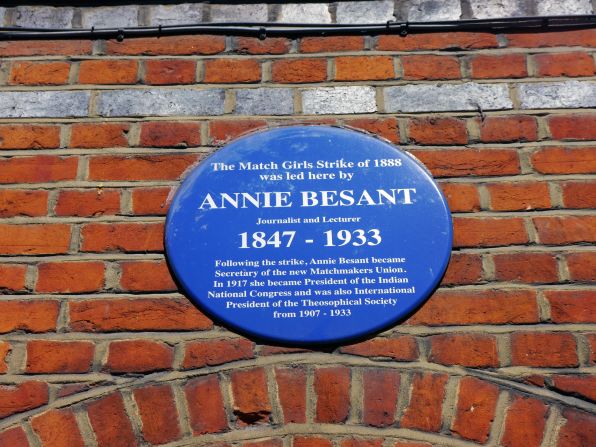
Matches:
[[0, 15, 594, 41]]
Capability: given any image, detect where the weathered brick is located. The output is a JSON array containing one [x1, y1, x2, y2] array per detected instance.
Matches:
[[87, 393, 138, 447], [0, 156, 78, 184], [140, 122, 201, 148], [547, 290, 596, 323], [470, 0, 529, 18], [0, 91, 89, 118], [362, 369, 400, 427], [0, 427, 29, 447], [0, 342, 9, 373], [120, 260, 176, 292], [31, 409, 84, 447], [81, 222, 164, 253], [106, 340, 173, 373], [377, 32, 498, 51], [302, 87, 376, 115], [336, 0, 393, 24], [212, 3, 268, 22], [0, 224, 71, 255], [511, 332, 578, 367], [531, 147, 596, 174], [13, 6, 73, 29], [235, 37, 290, 55], [1, 301, 59, 334], [400, 372, 448, 432], [204, 59, 261, 83], [519, 81, 596, 109], [412, 149, 520, 177], [236, 88, 293, 115], [408, 117, 467, 145], [183, 338, 253, 369], [439, 183, 480, 213], [558, 409, 596, 447], [55, 189, 120, 217], [26, 340, 94, 373], [335, 56, 394, 81], [344, 118, 399, 143], [451, 377, 499, 443], [81, 6, 138, 28], [275, 366, 307, 423], [493, 252, 558, 283], [131, 187, 172, 215], [534, 216, 596, 245], [566, 252, 596, 281], [89, 154, 198, 181], [0, 264, 27, 292], [107, 36, 225, 55], [314, 367, 350, 423], [535, 52, 595, 77], [0, 381, 48, 418], [209, 119, 268, 144], [272, 58, 327, 83], [69, 298, 212, 332], [70, 123, 129, 148], [300, 36, 365, 53], [548, 114, 596, 140], [144, 59, 196, 85], [278, 3, 331, 23], [0, 40, 91, 57], [340, 336, 418, 361], [9, 61, 70, 85], [441, 253, 483, 285], [429, 334, 498, 367], [133, 385, 181, 445], [0, 125, 60, 150], [402, 55, 460, 80], [552, 375, 596, 401], [501, 396, 547, 447], [453, 217, 528, 247], [479, 115, 538, 142], [0, 190, 48, 217], [470, 54, 527, 78], [231, 368, 271, 425], [408, 290, 538, 325], [487, 182, 551, 211], [149, 4, 202, 26], [506, 29, 596, 48], [185, 375, 228, 434]]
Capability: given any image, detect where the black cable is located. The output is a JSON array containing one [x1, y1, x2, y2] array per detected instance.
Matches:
[[0, 15, 594, 41]]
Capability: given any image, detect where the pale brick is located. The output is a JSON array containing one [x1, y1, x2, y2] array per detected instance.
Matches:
[[150, 4, 203, 26], [536, 0, 592, 16], [519, 81, 596, 109], [14, 6, 74, 28], [0, 91, 89, 118], [470, 0, 529, 18], [97, 89, 225, 117], [210, 4, 268, 22], [278, 4, 332, 23], [235, 88, 293, 115], [302, 86, 376, 115], [384, 83, 512, 113], [404, 0, 461, 21], [82, 6, 139, 28], [336, 1, 394, 24]]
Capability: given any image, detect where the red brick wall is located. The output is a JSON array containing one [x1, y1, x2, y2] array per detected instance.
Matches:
[[0, 29, 595, 446]]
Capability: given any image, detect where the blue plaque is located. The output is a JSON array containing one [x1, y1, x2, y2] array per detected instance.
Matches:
[[165, 126, 452, 345]]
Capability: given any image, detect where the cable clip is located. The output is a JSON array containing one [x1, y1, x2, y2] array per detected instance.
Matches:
[[116, 29, 125, 42], [157, 24, 162, 38], [259, 26, 267, 40], [386, 20, 408, 37]]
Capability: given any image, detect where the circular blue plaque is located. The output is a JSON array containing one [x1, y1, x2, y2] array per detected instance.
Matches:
[[165, 126, 452, 345]]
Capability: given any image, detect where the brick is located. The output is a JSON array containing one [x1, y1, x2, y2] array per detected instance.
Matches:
[[0, 381, 48, 418], [55, 189, 120, 217], [81, 222, 163, 253], [209, 119, 268, 144], [70, 123, 129, 148], [9, 61, 70, 85], [0, 91, 89, 118], [57, 384, 89, 398], [558, 409, 596, 447], [294, 437, 332, 447], [87, 393, 137, 447], [429, 334, 498, 367], [0, 125, 60, 149], [562, 182, 596, 209], [511, 332, 578, 367], [362, 369, 400, 427], [272, 58, 327, 83], [139, 122, 200, 148], [479, 115, 538, 142], [400, 372, 448, 432], [535, 52, 595, 77], [88, 154, 199, 181], [493, 252, 558, 283], [107, 35, 225, 55], [547, 290, 596, 323], [470, 0, 529, 18], [408, 117, 467, 145], [341, 439, 383, 447], [377, 32, 498, 51], [279, 3, 330, 23], [506, 29, 596, 47], [231, 368, 271, 425], [0, 427, 29, 447], [235, 37, 290, 55], [0, 341, 8, 373], [300, 36, 365, 53], [82, 6, 138, 28], [204, 59, 261, 83], [0, 156, 78, 184], [0, 264, 26, 292], [131, 187, 171, 215], [133, 385, 181, 445], [0, 40, 91, 57], [501, 396, 547, 447], [79, 60, 138, 84], [439, 184, 480, 213], [144, 59, 196, 85], [185, 375, 228, 434], [520, 81, 596, 110], [335, 56, 394, 81], [393, 443, 431, 447], [453, 217, 527, 248], [531, 147, 596, 174], [69, 298, 212, 332], [470, 54, 527, 79], [183, 338, 254, 369], [340, 336, 418, 361], [244, 441, 282, 447], [566, 252, 596, 281], [451, 377, 499, 443], [402, 55, 460, 80], [408, 289, 538, 326], [536, 1, 592, 15], [534, 216, 596, 245], [337, 0, 393, 24], [314, 367, 350, 423], [344, 118, 399, 143], [39, 280, 82, 316], [1, 301, 59, 333], [0, 224, 71, 255], [26, 340, 94, 373], [302, 87, 376, 115], [120, 260, 176, 292], [275, 367, 307, 423], [548, 114, 596, 140], [441, 253, 483, 285], [150, 4, 202, 26], [106, 340, 173, 373], [406, 0, 460, 20], [0, 190, 48, 217], [261, 346, 311, 356], [411, 149, 519, 177], [552, 375, 596, 401], [212, 3, 268, 22], [31, 409, 84, 447], [236, 88, 293, 115], [488, 182, 551, 211]]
